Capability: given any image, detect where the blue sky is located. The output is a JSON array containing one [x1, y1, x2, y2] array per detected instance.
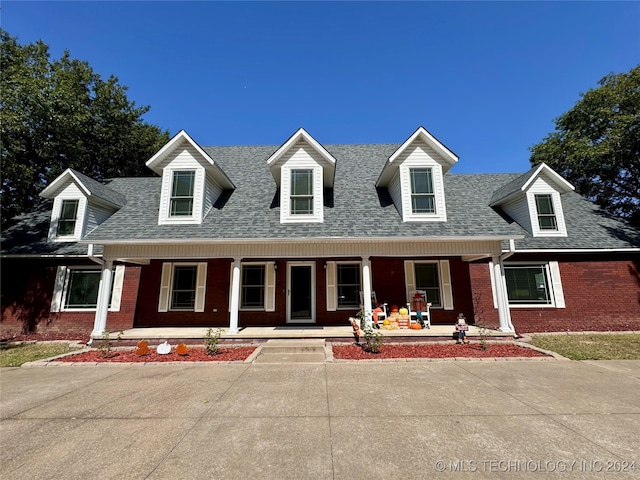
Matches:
[[3, 1, 639, 173]]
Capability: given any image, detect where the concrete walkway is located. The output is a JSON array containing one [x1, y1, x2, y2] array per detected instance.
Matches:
[[1, 360, 638, 479]]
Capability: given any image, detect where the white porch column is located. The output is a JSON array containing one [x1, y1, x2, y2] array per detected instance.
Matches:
[[492, 256, 513, 332], [91, 259, 113, 338], [228, 258, 241, 334], [361, 257, 373, 329]]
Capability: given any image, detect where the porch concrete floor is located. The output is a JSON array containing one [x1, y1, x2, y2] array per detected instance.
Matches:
[[109, 325, 513, 341]]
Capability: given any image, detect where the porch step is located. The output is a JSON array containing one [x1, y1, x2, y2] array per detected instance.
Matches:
[[254, 339, 327, 363]]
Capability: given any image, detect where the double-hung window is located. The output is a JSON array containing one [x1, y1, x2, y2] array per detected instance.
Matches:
[[64, 268, 101, 309], [414, 262, 441, 307], [505, 264, 553, 305], [57, 199, 79, 237], [171, 265, 197, 310], [290, 169, 313, 215], [410, 168, 435, 214], [535, 194, 557, 231], [241, 265, 265, 309], [337, 263, 361, 309], [170, 171, 195, 217]]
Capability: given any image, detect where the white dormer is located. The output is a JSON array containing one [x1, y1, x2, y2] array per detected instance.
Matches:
[[146, 130, 235, 226], [40, 169, 125, 242], [376, 127, 458, 222], [489, 163, 574, 237], [266, 128, 336, 224]]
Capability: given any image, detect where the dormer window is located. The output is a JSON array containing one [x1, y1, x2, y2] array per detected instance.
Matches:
[[535, 194, 557, 231], [290, 169, 314, 215], [170, 171, 195, 217], [57, 199, 79, 236], [410, 168, 435, 214]]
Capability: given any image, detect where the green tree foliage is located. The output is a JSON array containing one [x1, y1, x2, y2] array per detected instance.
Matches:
[[0, 30, 170, 226], [529, 66, 640, 226]]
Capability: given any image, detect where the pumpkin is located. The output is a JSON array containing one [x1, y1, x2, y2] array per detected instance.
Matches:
[[135, 339, 150, 356], [399, 307, 409, 315], [157, 341, 171, 355], [390, 305, 399, 313], [383, 319, 390, 326], [410, 323, 422, 330], [176, 343, 188, 356]]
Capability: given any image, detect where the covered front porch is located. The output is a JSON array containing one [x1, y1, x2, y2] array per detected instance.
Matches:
[[107, 325, 515, 344]]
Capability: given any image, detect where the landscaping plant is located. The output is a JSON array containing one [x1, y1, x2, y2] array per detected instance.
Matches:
[[204, 328, 222, 355]]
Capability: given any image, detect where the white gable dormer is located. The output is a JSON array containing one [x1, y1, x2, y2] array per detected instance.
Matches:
[[489, 163, 574, 237], [376, 127, 458, 222], [146, 130, 235, 226], [266, 128, 336, 224], [40, 169, 124, 242]]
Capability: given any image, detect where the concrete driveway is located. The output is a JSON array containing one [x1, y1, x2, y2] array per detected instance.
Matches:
[[1, 360, 639, 479]]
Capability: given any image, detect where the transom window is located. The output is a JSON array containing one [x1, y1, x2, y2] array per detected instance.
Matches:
[[535, 194, 557, 230], [57, 199, 79, 236], [415, 262, 441, 306], [290, 169, 313, 215], [337, 263, 361, 309], [170, 171, 195, 216], [505, 265, 552, 305], [410, 168, 435, 214], [171, 265, 197, 310], [64, 268, 101, 308], [241, 265, 265, 309]]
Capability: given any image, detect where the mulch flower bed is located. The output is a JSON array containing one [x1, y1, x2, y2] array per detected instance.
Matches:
[[57, 347, 256, 363], [332, 343, 549, 360]]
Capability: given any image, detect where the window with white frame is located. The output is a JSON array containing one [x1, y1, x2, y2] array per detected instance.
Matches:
[[57, 199, 80, 237], [337, 263, 361, 309], [414, 262, 441, 307], [505, 264, 553, 305], [410, 168, 435, 214], [290, 169, 314, 215], [170, 171, 196, 217], [535, 194, 558, 231], [241, 264, 265, 309], [64, 268, 101, 309], [171, 265, 198, 310]]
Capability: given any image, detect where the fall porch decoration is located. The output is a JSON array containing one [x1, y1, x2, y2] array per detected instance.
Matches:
[[135, 340, 150, 356]]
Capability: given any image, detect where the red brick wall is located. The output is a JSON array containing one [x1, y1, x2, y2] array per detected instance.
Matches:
[[468, 255, 640, 333], [1, 258, 140, 337]]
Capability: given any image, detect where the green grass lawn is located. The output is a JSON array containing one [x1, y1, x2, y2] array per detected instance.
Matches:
[[530, 334, 640, 360], [0, 342, 82, 367]]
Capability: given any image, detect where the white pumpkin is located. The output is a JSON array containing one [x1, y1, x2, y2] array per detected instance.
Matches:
[[156, 341, 171, 355]]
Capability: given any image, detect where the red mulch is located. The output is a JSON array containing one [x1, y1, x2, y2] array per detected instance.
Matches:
[[332, 343, 548, 360], [57, 347, 256, 363]]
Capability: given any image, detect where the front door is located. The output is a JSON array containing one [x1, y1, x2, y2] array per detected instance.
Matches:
[[287, 262, 315, 323]]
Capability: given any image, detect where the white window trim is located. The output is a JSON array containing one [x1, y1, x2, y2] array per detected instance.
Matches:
[[50, 265, 125, 312], [404, 260, 454, 310], [159, 168, 203, 225], [158, 262, 207, 312], [399, 164, 447, 222], [503, 261, 565, 308], [527, 191, 567, 237], [238, 262, 276, 312], [280, 165, 324, 224], [326, 261, 362, 311], [48, 197, 87, 242]]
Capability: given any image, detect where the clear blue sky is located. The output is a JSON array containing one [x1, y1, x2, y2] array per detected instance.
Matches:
[[3, 1, 639, 173]]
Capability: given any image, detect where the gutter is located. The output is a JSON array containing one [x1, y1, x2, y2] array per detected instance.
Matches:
[[499, 239, 517, 337], [87, 244, 104, 266]]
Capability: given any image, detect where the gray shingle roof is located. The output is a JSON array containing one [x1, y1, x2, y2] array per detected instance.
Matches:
[[3, 144, 639, 256], [68, 169, 127, 207], [488, 166, 537, 205]]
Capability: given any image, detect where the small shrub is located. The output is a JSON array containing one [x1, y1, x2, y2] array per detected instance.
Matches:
[[204, 328, 222, 356], [97, 330, 123, 358], [363, 327, 383, 354]]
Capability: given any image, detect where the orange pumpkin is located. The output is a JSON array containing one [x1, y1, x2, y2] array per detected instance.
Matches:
[[176, 343, 188, 356], [410, 323, 422, 330], [390, 305, 399, 313], [135, 339, 150, 356]]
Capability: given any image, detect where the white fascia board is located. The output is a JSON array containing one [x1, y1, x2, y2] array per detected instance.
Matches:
[[1, 254, 94, 259], [505, 247, 640, 254], [40, 169, 91, 199], [376, 126, 459, 187], [522, 163, 575, 193], [145, 130, 234, 189], [266, 128, 336, 186], [81, 234, 524, 246]]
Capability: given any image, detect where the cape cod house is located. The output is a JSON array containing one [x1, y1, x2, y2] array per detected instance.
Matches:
[[2, 127, 639, 338]]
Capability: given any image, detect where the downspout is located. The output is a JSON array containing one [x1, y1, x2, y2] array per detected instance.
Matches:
[[498, 239, 517, 337]]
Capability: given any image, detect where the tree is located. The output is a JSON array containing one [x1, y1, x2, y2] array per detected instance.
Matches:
[[529, 65, 640, 226], [0, 30, 170, 226]]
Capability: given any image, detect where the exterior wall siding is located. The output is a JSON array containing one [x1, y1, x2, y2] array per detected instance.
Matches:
[[85, 201, 116, 235], [0, 258, 140, 337]]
